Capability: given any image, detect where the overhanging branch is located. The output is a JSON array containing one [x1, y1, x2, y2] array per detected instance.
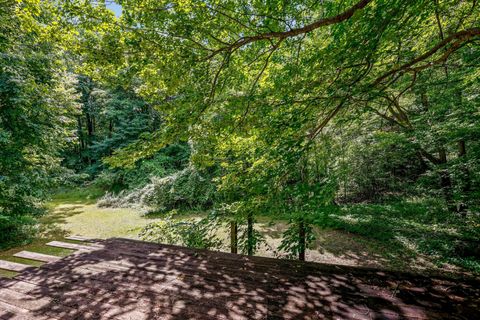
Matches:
[[374, 27, 480, 85], [206, 0, 373, 59]]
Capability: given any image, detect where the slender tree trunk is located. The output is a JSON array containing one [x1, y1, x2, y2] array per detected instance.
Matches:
[[298, 218, 306, 261], [109, 120, 113, 137], [438, 148, 454, 211], [230, 221, 238, 254], [77, 116, 84, 151], [247, 214, 254, 256], [86, 113, 94, 139], [421, 92, 429, 111], [457, 140, 469, 214], [416, 151, 429, 172], [458, 140, 466, 157], [85, 112, 95, 165]]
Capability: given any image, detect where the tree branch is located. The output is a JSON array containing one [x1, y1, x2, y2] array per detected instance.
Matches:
[[374, 27, 480, 85], [309, 99, 346, 140], [239, 40, 283, 125], [205, 0, 373, 59]]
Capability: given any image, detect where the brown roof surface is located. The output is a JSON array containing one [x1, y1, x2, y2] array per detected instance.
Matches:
[[0, 237, 478, 320]]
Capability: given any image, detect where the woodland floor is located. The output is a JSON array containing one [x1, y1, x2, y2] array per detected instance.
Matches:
[[1, 189, 477, 280]]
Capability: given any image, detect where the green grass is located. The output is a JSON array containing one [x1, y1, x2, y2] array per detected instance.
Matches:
[[1, 256, 44, 267], [0, 240, 73, 261], [48, 185, 105, 206], [0, 187, 97, 278], [2, 188, 478, 279], [311, 200, 480, 274], [0, 238, 75, 279], [39, 186, 167, 239], [46, 204, 162, 239], [0, 270, 18, 278]]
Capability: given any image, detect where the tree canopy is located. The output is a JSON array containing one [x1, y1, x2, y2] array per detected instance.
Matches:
[[1, 0, 479, 264]]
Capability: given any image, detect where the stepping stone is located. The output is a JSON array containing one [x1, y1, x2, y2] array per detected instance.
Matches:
[[46, 241, 98, 251], [65, 235, 94, 242], [13, 251, 60, 263], [0, 260, 31, 272]]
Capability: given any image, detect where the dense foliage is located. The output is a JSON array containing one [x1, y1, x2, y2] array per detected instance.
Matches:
[[1, 0, 479, 269], [80, 0, 479, 259], [0, 0, 78, 246]]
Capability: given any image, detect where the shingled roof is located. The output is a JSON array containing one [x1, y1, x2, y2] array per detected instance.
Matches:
[[0, 237, 478, 319]]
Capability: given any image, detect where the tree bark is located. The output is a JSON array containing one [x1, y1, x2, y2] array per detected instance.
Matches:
[[457, 140, 469, 213], [247, 214, 254, 256], [458, 140, 466, 157], [207, 0, 373, 58], [298, 219, 306, 261], [230, 221, 238, 254], [86, 113, 94, 139], [438, 148, 454, 211], [77, 116, 84, 151]]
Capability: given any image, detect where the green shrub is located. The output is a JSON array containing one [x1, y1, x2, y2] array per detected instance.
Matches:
[[94, 143, 190, 192], [139, 211, 221, 250], [0, 214, 37, 249], [147, 166, 216, 212], [312, 200, 480, 272]]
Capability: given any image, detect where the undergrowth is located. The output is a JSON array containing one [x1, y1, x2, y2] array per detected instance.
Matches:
[[312, 200, 480, 273]]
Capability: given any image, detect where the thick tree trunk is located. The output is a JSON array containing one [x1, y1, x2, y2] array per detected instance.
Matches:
[[230, 221, 238, 254], [298, 219, 306, 261], [247, 214, 254, 256]]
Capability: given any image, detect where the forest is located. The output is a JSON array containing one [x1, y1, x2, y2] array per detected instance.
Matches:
[[1, 0, 479, 277]]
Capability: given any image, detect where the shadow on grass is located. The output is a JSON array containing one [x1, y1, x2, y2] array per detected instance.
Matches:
[[48, 186, 105, 207], [139, 204, 479, 275], [0, 191, 89, 278], [0, 238, 75, 279], [142, 209, 209, 220], [42, 206, 84, 225], [258, 221, 397, 270], [312, 202, 480, 275]]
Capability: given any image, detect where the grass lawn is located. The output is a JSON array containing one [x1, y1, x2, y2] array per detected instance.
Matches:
[[44, 204, 158, 239], [311, 201, 480, 275], [1, 187, 478, 279], [0, 239, 75, 278]]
